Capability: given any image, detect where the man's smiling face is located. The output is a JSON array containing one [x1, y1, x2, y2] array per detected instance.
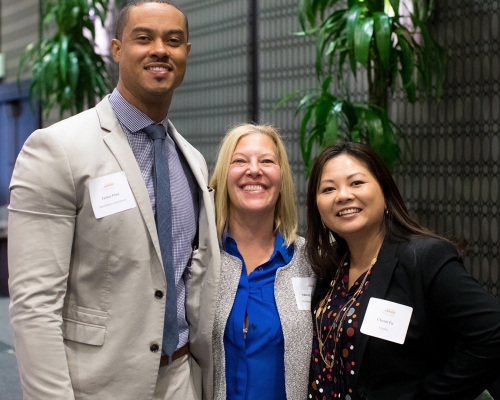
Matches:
[[111, 2, 191, 114]]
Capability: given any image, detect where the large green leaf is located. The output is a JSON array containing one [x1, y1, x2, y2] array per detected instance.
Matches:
[[397, 33, 416, 102], [68, 51, 79, 90], [41, 53, 54, 110], [373, 13, 391, 72], [274, 91, 300, 112], [315, 98, 331, 129], [321, 75, 332, 92], [324, 112, 339, 146], [341, 100, 358, 128], [364, 107, 385, 148], [354, 17, 374, 67], [298, 0, 315, 28], [59, 34, 69, 82], [297, 92, 321, 113], [346, 5, 363, 75], [337, 48, 349, 80]]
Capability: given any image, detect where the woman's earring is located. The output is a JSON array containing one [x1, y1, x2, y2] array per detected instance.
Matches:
[[385, 207, 389, 215], [329, 230, 336, 245], [322, 220, 336, 245]]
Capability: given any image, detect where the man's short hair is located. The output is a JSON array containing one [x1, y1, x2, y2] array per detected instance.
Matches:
[[115, 0, 189, 41]]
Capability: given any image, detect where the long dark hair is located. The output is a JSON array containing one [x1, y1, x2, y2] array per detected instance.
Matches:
[[306, 142, 441, 279]]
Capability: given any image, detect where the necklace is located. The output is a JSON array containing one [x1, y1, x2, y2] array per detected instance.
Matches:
[[314, 243, 382, 369]]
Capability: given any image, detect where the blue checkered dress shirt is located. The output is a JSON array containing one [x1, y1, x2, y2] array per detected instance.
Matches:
[[109, 89, 199, 350]]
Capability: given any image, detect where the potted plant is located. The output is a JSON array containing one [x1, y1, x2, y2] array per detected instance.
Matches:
[[18, 0, 110, 118], [279, 0, 447, 173]]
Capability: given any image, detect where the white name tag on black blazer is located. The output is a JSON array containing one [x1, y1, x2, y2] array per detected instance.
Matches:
[[89, 172, 137, 219], [360, 298, 413, 344]]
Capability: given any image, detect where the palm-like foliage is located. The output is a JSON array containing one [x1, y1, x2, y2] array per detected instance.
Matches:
[[19, 0, 110, 118], [284, 0, 446, 174]]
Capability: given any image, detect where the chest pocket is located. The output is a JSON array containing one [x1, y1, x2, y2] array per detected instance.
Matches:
[[62, 305, 109, 346]]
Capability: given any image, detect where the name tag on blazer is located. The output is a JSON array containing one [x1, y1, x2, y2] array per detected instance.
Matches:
[[89, 171, 137, 219], [292, 277, 317, 310], [360, 298, 413, 344]]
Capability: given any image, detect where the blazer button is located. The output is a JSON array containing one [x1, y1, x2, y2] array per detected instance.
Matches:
[[150, 343, 160, 353], [154, 290, 164, 299]]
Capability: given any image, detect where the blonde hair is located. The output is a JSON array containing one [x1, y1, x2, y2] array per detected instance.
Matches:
[[209, 124, 298, 247]]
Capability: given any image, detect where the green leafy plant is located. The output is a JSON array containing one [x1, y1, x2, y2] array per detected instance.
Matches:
[[19, 0, 110, 118], [280, 0, 447, 174]]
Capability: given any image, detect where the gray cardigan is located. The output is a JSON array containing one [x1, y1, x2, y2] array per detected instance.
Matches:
[[212, 237, 314, 400]]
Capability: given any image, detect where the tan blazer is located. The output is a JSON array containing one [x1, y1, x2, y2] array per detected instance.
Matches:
[[8, 97, 220, 400]]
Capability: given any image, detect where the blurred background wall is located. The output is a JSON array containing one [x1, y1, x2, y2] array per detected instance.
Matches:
[[169, 0, 500, 297], [0, 0, 499, 299]]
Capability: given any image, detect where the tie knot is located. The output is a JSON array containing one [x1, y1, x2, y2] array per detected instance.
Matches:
[[144, 124, 167, 140]]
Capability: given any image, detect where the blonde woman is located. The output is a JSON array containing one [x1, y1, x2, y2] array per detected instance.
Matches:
[[210, 124, 314, 400]]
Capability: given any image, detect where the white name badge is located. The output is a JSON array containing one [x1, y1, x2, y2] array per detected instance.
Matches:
[[360, 297, 413, 344], [291, 277, 317, 311], [89, 172, 137, 219]]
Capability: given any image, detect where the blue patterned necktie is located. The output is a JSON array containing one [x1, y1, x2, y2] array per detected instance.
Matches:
[[144, 123, 179, 356]]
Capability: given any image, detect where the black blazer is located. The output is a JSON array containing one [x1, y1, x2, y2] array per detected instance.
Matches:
[[313, 236, 500, 400]]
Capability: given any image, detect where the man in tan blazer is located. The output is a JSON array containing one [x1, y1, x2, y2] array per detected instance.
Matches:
[[7, 1, 219, 399]]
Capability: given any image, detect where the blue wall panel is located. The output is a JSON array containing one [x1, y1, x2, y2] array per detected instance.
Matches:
[[0, 80, 39, 206]]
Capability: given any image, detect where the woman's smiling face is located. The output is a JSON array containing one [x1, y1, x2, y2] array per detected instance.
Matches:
[[227, 133, 282, 217], [316, 154, 386, 242]]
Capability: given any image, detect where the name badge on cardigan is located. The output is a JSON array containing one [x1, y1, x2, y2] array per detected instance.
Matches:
[[360, 298, 413, 344], [292, 277, 317, 310], [89, 171, 137, 219]]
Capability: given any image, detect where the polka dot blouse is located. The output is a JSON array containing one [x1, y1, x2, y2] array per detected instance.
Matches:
[[308, 271, 371, 400]]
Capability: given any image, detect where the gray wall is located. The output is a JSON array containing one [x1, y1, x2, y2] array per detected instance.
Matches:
[[172, 0, 500, 296], [170, 0, 316, 230], [1, 0, 38, 83], [390, 0, 500, 296], [2, 0, 499, 295]]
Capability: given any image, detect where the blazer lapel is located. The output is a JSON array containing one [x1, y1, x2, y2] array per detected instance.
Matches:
[[354, 240, 399, 378], [166, 121, 207, 190], [95, 98, 163, 268]]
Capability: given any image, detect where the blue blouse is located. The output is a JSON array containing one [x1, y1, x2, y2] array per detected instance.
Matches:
[[223, 233, 294, 400]]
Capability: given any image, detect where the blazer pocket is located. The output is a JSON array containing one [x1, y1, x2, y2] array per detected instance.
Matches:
[[62, 305, 109, 346], [71, 304, 109, 317], [62, 319, 106, 346]]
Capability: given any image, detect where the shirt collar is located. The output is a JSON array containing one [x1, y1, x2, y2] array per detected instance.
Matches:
[[108, 88, 167, 133], [222, 231, 293, 265]]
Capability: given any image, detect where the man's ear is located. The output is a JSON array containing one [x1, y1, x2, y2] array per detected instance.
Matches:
[[111, 39, 122, 63], [187, 42, 192, 55]]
